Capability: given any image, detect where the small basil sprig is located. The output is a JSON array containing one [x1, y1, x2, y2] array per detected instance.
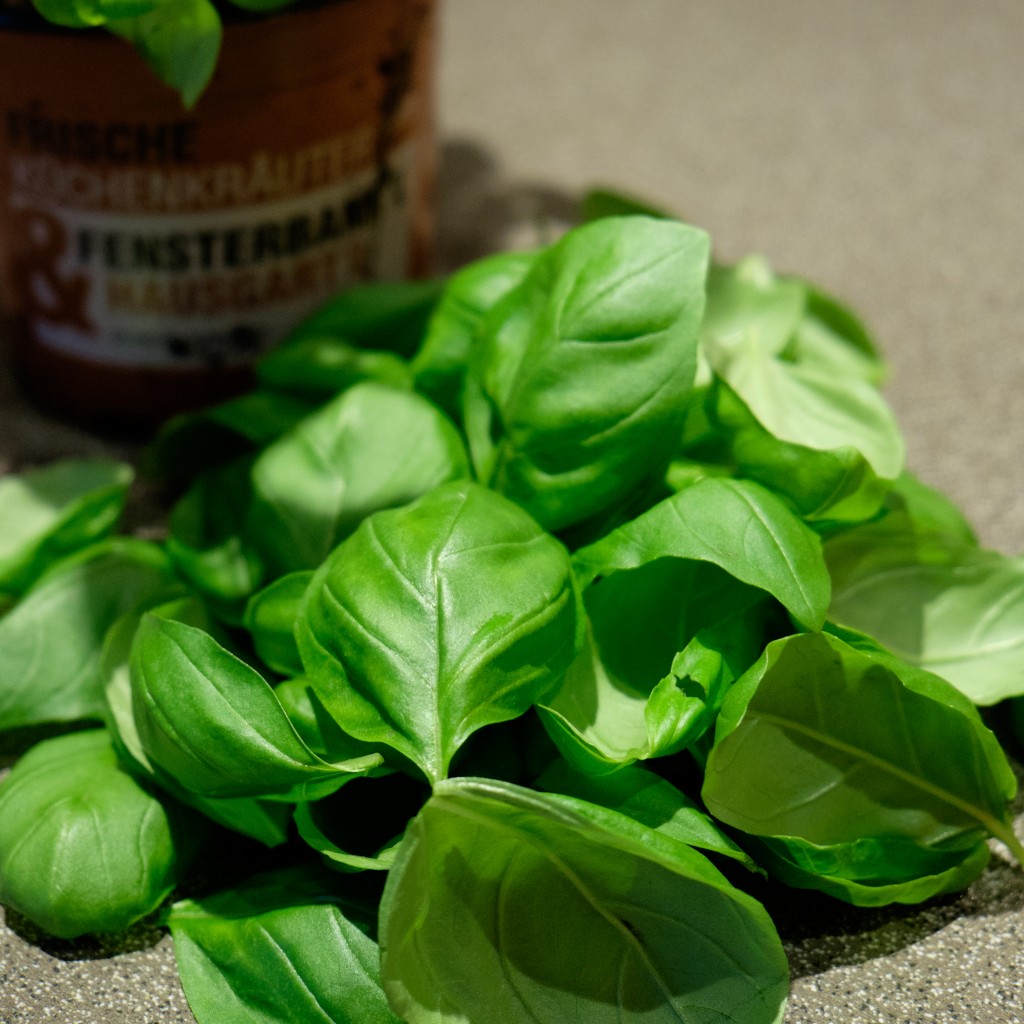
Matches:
[[30, 0, 307, 107]]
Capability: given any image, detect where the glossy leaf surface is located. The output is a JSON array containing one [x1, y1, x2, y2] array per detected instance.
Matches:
[[0, 730, 200, 937], [380, 778, 788, 1024], [703, 631, 1019, 897], [130, 616, 381, 799], [170, 869, 399, 1024], [248, 383, 469, 575], [464, 216, 709, 530], [298, 481, 580, 782], [0, 539, 182, 729]]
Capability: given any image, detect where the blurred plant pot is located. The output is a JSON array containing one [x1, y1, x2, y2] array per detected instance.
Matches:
[[0, 0, 437, 425]]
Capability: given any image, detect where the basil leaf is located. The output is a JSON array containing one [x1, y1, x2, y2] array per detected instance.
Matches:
[[169, 869, 399, 1024], [0, 539, 183, 730], [297, 480, 581, 783], [537, 759, 757, 870], [0, 730, 203, 938], [247, 383, 469, 576], [380, 778, 788, 1024], [243, 572, 312, 677], [412, 250, 536, 420], [256, 338, 411, 402], [273, 677, 386, 770], [573, 477, 831, 628], [0, 458, 132, 597], [281, 279, 444, 359], [750, 833, 991, 907], [31, 0, 156, 28], [702, 256, 885, 386], [830, 548, 1024, 706], [464, 215, 709, 531], [146, 390, 318, 483], [702, 631, 1022, 898], [130, 616, 382, 799], [101, 601, 292, 847], [166, 458, 265, 616], [580, 186, 673, 222], [108, 0, 222, 109], [710, 355, 902, 523], [541, 576, 770, 771], [825, 479, 1023, 705], [543, 478, 825, 770]]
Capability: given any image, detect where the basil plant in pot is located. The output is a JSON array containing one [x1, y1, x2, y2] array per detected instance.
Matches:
[[0, 0, 438, 424]]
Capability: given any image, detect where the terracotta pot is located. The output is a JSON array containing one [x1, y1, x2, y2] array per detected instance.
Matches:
[[0, 0, 437, 425]]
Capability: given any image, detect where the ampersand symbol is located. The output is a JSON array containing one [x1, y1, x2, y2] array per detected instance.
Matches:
[[8, 208, 93, 333]]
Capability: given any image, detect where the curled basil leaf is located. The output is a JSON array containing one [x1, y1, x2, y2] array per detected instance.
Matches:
[[702, 631, 1021, 901]]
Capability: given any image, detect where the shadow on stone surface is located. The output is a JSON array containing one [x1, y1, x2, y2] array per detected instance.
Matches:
[[1, 907, 166, 962]]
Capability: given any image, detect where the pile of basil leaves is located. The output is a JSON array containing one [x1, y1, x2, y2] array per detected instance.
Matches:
[[2, 214, 1024, 1024]]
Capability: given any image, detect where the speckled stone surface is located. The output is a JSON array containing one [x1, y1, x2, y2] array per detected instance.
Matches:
[[3, 1, 1024, 1021]]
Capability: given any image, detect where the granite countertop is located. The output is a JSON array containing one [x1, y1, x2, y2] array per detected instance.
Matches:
[[3, 1, 1024, 1021]]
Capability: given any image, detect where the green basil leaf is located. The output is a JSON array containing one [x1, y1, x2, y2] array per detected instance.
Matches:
[[101, 601, 291, 847], [543, 477, 824, 770], [297, 480, 581, 783], [540, 574, 771, 770], [573, 477, 831, 628], [256, 338, 411, 401], [169, 868, 399, 1024], [145, 390, 318, 483], [244, 572, 313, 677], [830, 548, 1024, 706], [246, 383, 469, 575], [31, 0, 156, 28], [702, 631, 1022, 897], [411, 250, 536, 420], [825, 477, 1021, 705], [0, 539, 183, 730], [702, 257, 806, 363], [536, 759, 757, 870], [710, 360, 902, 523], [580, 186, 673, 222], [749, 833, 991, 907], [130, 615, 382, 799], [166, 458, 265, 615], [464, 215, 709, 531], [281, 278, 444, 359], [0, 458, 133, 597], [380, 777, 788, 1024], [273, 677, 384, 766], [108, 0, 222, 108], [0, 729, 203, 938]]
